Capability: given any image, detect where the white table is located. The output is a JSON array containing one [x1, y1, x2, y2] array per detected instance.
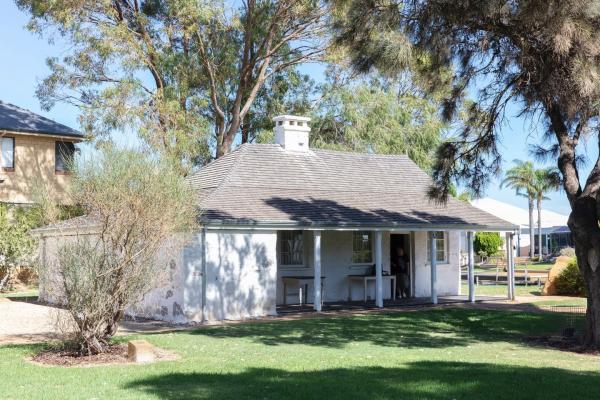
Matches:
[[347, 275, 396, 303], [282, 276, 326, 306]]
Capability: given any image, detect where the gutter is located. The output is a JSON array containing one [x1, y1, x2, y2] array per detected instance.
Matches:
[[1, 129, 85, 142], [199, 220, 519, 233]]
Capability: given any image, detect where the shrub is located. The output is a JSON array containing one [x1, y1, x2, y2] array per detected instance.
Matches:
[[555, 258, 586, 296], [0, 205, 43, 291], [474, 232, 504, 257], [52, 147, 196, 355], [559, 247, 576, 257]]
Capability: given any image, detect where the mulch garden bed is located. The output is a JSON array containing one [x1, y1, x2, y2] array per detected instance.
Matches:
[[29, 344, 179, 367]]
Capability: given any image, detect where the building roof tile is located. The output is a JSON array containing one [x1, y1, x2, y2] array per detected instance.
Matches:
[[189, 144, 516, 230], [0, 101, 83, 139]]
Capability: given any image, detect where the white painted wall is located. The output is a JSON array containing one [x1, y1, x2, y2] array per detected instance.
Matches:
[[277, 230, 461, 304], [203, 230, 278, 321], [413, 231, 461, 297], [38, 233, 192, 324], [39, 227, 462, 324], [278, 230, 394, 304]]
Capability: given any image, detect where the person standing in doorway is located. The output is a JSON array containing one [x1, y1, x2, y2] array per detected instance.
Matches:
[[391, 246, 410, 298]]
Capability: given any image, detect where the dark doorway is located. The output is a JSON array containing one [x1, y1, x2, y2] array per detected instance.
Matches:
[[390, 234, 412, 299]]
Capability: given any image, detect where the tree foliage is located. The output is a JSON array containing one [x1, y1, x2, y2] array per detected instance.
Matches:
[[308, 67, 445, 170], [49, 146, 196, 354], [555, 258, 586, 297], [501, 160, 536, 258], [330, 0, 600, 345], [17, 0, 328, 171], [0, 205, 40, 290], [474, 232, 503, 258]]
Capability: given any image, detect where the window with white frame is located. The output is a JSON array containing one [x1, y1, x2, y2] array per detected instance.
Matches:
[[352, 231, 373, 264], [279, 230, 304, 266], [1, 137, 14, 171], [427, 231, 448, 263]]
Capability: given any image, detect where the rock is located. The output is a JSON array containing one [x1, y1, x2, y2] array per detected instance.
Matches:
[[127, 340, 156, 363], [542, 256, 574, 295]]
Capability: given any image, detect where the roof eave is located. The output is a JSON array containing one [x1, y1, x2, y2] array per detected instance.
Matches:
[[199, 218, 518, 232], [1, 128, 85, 141]]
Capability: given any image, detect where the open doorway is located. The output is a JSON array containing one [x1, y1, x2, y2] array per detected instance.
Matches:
[[390, 234, 412, 299]]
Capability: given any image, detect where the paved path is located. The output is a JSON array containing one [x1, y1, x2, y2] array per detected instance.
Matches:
[[0, 298, 70, 345]]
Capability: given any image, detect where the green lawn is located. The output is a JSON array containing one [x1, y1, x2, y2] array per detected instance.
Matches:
[[473, 262, 553, 274], [1, 308, 600, 399], [516, 262, 554, 271], [0, 288, 39, 302], [461, 283, 543, 297]]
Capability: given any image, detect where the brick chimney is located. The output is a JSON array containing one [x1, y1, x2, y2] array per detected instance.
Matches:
[[273, 115, 311, 152]]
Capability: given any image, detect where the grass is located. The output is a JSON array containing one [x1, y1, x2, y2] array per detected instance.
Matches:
[[0, 288, 39, 302], [516, 262, 554, 271], [1, 308, 599, 399], [532, 298, 587, 307], [473, 262, 553, 274], [461, 283, 543, 297]]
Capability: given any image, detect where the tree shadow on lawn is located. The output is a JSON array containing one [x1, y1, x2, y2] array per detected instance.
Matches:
[[124, 361, 600, 400], [188, 308, 574, 349]]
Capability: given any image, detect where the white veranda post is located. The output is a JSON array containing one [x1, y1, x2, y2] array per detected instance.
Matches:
[[375, 231, 383, 308], [505, 232, 515, 300], [430, 231, 438, 304], [313, 230, 322, 311], [467, 231, 475, 303]]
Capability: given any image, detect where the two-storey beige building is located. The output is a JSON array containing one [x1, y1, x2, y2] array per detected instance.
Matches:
[[0, 101, 84, 205]]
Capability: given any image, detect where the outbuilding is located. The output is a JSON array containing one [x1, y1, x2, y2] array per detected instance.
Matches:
[[36, 115, 517, 323]]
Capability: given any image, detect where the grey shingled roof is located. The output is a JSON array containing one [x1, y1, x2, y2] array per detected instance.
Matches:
[[189, 144, 516, 230], [0, 101, 83, 138]]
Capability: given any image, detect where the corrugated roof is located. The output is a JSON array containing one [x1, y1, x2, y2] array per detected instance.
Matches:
[[0, 101, 83, 138], [190, 144, 516, 230], [470, 198, 569, 228]]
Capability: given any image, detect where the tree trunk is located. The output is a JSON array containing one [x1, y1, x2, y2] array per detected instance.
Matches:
[[528, 196, 535, 259], [215, 120, 241, 159], [569, 196, 600, 347], [537, 196, 543, 260]]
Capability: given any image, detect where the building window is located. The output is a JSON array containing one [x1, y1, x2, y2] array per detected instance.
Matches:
[[279, 230, 304, 266], [55, 141, 75, 173], [427, 231, 448, 263], [1, 137, 14, 171], [352, 231, 373, 264]]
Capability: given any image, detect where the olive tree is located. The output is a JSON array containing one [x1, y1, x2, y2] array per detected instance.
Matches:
[[52, 147, 196, 355]]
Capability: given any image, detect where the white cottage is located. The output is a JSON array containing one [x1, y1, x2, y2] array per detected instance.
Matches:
[[36, 115, 517, 323]]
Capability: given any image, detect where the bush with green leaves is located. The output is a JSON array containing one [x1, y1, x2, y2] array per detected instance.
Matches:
[[51, 146, 197, 355], [0, 205, 42, 291], [474, 232, 504, 258], [0, 200, 83, 292], [555, 258, 586, 297]]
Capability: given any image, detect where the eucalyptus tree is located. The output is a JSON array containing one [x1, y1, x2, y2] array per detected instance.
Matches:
[[331, 0, 600, 346], [501, 160, 536, 258], [17, 0, 327, 170], [309, 72, 445, 170], [533, 167, 562, 258]]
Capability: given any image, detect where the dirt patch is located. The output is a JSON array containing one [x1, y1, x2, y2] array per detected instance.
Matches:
[[29, 344, 179, 367], [525, 335, 600, 355]]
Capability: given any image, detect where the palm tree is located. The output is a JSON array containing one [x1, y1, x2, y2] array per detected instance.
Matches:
[[501, 160, 536, 258], [532, 168, 562, 259]]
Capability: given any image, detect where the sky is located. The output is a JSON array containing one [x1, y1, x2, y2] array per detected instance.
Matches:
[[0, 2, 588, 216]]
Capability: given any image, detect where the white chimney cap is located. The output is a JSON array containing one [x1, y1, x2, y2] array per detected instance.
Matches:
[[273, 115, 311, 123], [273, 115, 311, 152]]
